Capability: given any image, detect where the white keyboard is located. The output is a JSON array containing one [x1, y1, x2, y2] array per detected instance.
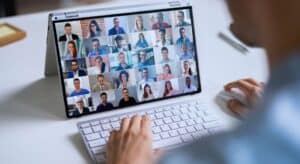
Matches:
[[77, 100, 223, 163]]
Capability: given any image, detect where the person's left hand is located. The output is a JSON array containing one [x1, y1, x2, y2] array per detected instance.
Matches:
[[106, 115, 155, 164]]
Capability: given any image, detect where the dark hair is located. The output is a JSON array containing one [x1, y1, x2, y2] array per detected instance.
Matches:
[[163, 81, 173, 97], [97, 74, 104, 79], [95, 56, 103, 61], [100, 92, 107, 97], [138, 33, 145, 40], [159, 29, 166, 34], [178, 10, 185, 16], [73, 78, 80, 82], [161, 47, 168, 53], [67, 41, 78, 57], [64, 23, 71, 27], [163, 64, 172, 74], [92, 38, 100, 43], [184, 61, 192, 76], [143, 84, 153, 99], [115, 35, 123, 42], [179, 27, 185, 33], [119, 70, 129, 82], [71, 60, 78, 64], [89, 20, 101, 37], [142, 67, 148, 72], [122, 88, 128, 92]]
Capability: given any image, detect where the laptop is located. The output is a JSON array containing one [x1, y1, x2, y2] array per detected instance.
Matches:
[[46, 0, 222, 163]]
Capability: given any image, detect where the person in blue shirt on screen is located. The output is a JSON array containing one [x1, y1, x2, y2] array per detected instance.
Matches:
[[176, 27, 191, 46], [70, 78, 90, 97], [135, 33, 149, 49], [115, 52, 132, 71], [179, 43, 193, 60], [108, 17, 126, 36], [87, 38, 108, 57], [137, 50, 152, 68]]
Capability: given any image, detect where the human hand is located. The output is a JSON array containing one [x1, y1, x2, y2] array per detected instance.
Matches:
[[107, 115, 156, 164], [224, 78, 264, 117]]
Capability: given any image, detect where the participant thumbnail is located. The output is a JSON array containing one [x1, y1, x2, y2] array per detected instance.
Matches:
[[149, 12, 172, 30], [134, 48, 155, 69], [135, 66, 157, 91], [129, 31, 156, 50], [171, 10, 192, 27], [127, 15, 151, 32], [65, 76, 91, 97], [89, 73, 114, 93], [109, 51, 134, 71], [67, 95, 93, 117], [154, 28, 174, 47], [178, 75, 199, 93], [155, 62, 180, 81], [115, 87, 138, 108], [153, 45, 176, 64], [111, 69, 137, 89], [157, 78, 181, 98], [63, 58, 87, 78], [80, 18, 106, 39], [83, 37, 110, 57], [180, 59, 197, 77], [91, 90, 116, 112], [105, 17, 129, 36], [87, 55, 110, 75]]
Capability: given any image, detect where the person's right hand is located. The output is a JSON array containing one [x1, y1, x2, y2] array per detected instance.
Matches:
[[224, 78, 264, 118]]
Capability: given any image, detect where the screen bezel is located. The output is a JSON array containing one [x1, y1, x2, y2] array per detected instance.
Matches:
[[52, 6, 202, 118]]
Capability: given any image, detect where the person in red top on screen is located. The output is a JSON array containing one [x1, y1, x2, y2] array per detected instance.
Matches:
[[152, 12, 171, 30]]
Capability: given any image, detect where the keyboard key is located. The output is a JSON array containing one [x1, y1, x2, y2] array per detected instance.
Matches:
[[161, 125, 170, 131], [111, 122, 120, 129], [171, 115, 181, 122], [92, 125, 102, 132], [102, 123, 111, 130], [154, 119, 164, 126], [195, 124, 204, 131], [169, 130, 179, 137], [152, 126, 161, 134], [82, 127, 93, 134], [169, 123, 179, 130], [153, 137, 182, 149], [181, 134, 193, 142], [86, 133, 100, 141], [178, 128, 187, 135], [155, 113, 164, 119], [95, 154, 105, 162], [111, 117, 119, 122], [80, 123, 90, 128], [188, 113, 197, 119], [89, 139, 105, 147], [186, 126, 196, 133], [164, 111, 172, 117], [181, 114, 189, 120], [163, 117, 172, 124], [186, 119, 195, 126], [178, 121, 187, 128], [100, 131, 110, 138], [92, 146, 105, 154], [100, 119, 109, 124], [91, 121, 100, 126], [160, 132, 170, 139]]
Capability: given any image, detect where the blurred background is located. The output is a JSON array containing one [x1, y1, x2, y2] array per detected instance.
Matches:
[[0, 0, 114, 17]]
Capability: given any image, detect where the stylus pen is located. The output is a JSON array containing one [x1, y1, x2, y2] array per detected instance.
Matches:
[[218, 32, 249, 55]]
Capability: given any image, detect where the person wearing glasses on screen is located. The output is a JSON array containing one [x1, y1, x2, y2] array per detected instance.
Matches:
[[183, 76, 197, 93], [142, 84, 155, 101], [118, 88, 137, 107], [72, 97, 90, 116], [152, 12, 171, 30], [88, 20, 102, 38], [92, 74, 114, 92], [96, 92, 114, 112], [156, 29, 173, 47], [87, 38, 108, 57], [176, 27, 192, 46], [159, 64, 174, 81], [179, 43, 194, 60], [137, 50, 152, 69], [182, 60, 193, 77], [163, 80, 179, 97], [115, 52, 132, 71], [70, 78, 90, 97], [135, 33, 149, 49], [59, 23, 79, 42], [67, 60, 87, 78], [108, 17, 126, 36], [160, 47, 174, 64], [134, 15, 146, 32], [118, 70, 130, 89], [112, 35, 129, 53], [138, 68, 155, 90], [175, 11, 191, 27], [65, 41, 80, 60]]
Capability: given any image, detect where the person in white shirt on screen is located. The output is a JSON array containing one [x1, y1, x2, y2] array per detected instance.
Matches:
[[65, 41, 80, 60], [138, 68, 154, 90], [134, 15, 147, 32], [59, 23, 79, 42], [183, 76, 197, 93], [163, 80, 179, 97], [175, 10, 191, 27], [90, 56, 108, 75], [142, 84, 155, 101], [182, 60, 193, 77], [159, 47, 173, 64], [112, 35, 129, 53], [179, 43, 193, 60], [156, 29, 173, 47], [118, 70, 130, 89]]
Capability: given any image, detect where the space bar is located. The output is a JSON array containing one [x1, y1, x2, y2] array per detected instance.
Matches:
[[153, 137, 183, 149]]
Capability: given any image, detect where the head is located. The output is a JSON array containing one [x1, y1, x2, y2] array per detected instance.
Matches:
[[89, 20, 101, 35], [100, 92, 108, 104], [67, 41, 77, 56], [76, 98, 84, 109], [118, 52, 126, 64], [73, 78, 81, 90], [115, 35, 123, 46], [139, 51, 147, 62], [95, 56, 103, 66], [119, 70, 129, 83], [97, 74, 105, 85], [185, 76, 191, 86], [177, 11, 185, 23], [157, 12, 164, 23], [165, 81, 173, 91], [92, 39, 100, 50], [143, 84, 152, 97], [142, 68, 149, 79], [64, 23, 72, 35], [179, 27, 186, 38], [161, 47, 169, 60], [183, 61, 190, 70], [159, 29, 166, 39], [136, 16, 144, 29], [122, 88, 129, 99], [163, 64, 172, 74], [138, 33, 145, 40], [71, 60, 79, 72], [113, 17, 120, 28]]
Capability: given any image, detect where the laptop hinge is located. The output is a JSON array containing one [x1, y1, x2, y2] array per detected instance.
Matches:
[[64, 11, 79, 18]]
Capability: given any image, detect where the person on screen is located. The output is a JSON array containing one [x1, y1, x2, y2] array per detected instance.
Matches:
[[67, 60, 87, 78], [118, 70, 130, 89], [92, 74, 113, 92], [159, 64, 174, 81], [160, 47, 173, 64], [90, 56, 108, 74], [65, 41, 80, 60], [96, 92, 114, 112], [70, 78, 90, 96], [88, 20, 102, 38], [59, 23, 79, 42], [152, 12, 171, 30], [134, 15, 146, 32], [137, 50, 151, 68], [135, 33, 149, 49], [108, 17, 126, 36], [175, 11, 191, 27], [142, 84, 155, 101], [87, 39, 108, 57], [179, 43, 193, 60], [115, 52, 132, 71], [182, 60, 193, 77], [72, 97, 90, 116], [118, 88, 137, 107], [176, 27, 192, 46], [156, 29, 172, 47], [183, 76, 197, 93], [112, 35, 129, 53], [138, 67, 154, 90], [163, 80, 179, 97]]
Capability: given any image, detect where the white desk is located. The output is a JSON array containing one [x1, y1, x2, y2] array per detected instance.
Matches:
[[0, 0, 268, 163]]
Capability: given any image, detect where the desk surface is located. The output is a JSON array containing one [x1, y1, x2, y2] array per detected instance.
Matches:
[[0, 0, 268, 163]]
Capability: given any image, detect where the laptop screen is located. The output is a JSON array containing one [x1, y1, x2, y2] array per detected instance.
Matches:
[[53, 6, 201, 118]]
